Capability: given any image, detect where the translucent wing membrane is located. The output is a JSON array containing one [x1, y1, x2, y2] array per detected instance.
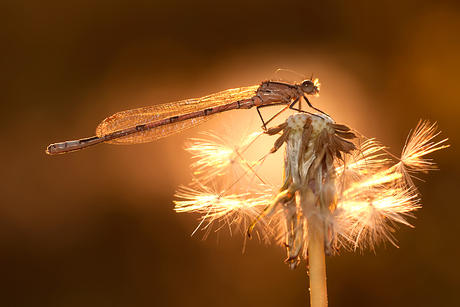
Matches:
[[96, 85, 259, 144], [105, 116, 217, 144]]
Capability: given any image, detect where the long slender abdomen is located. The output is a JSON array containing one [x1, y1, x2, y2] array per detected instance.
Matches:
[[45, 85, 261, 155], [46, 136, 106, 155]]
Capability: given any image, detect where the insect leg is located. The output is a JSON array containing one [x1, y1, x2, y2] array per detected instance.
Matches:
[[303, 95, 329, 116], [256, 98, 300, 130]]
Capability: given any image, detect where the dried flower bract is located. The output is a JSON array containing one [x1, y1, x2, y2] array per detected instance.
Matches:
[[174, 114, 448, 268]]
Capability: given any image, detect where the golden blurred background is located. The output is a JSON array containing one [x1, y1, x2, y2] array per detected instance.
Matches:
[[1, 0, 459, 306]]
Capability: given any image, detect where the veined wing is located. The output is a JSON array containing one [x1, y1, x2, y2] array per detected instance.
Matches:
[[96, 85, 260, 144]]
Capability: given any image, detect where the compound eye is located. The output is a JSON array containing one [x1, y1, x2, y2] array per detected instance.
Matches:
[[301, 80, 315, 94]]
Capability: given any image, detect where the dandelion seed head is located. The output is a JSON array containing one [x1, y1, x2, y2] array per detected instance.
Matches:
[[174, 183, 271, 238], [185, 122, 262, 188], [174, 114, 447, 265], [285, 113, 333, 136], [336, 139, 389, 178], [400, 120, 448, 170], [337, 188, 420, 250], [391, 120, 450, 187]]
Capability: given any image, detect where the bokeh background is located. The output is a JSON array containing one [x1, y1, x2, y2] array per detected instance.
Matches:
[[1, 0, 459, 306]]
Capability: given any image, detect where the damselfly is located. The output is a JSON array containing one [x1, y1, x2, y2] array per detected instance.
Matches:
[[46, 78, 323, 155]]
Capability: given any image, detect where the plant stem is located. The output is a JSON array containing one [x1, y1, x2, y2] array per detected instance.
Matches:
[[307, 217, 328, 307]]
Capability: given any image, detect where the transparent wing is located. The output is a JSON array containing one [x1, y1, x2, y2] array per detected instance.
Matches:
[[105, 115, 217, 144], [96, 85, 260, 145]]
